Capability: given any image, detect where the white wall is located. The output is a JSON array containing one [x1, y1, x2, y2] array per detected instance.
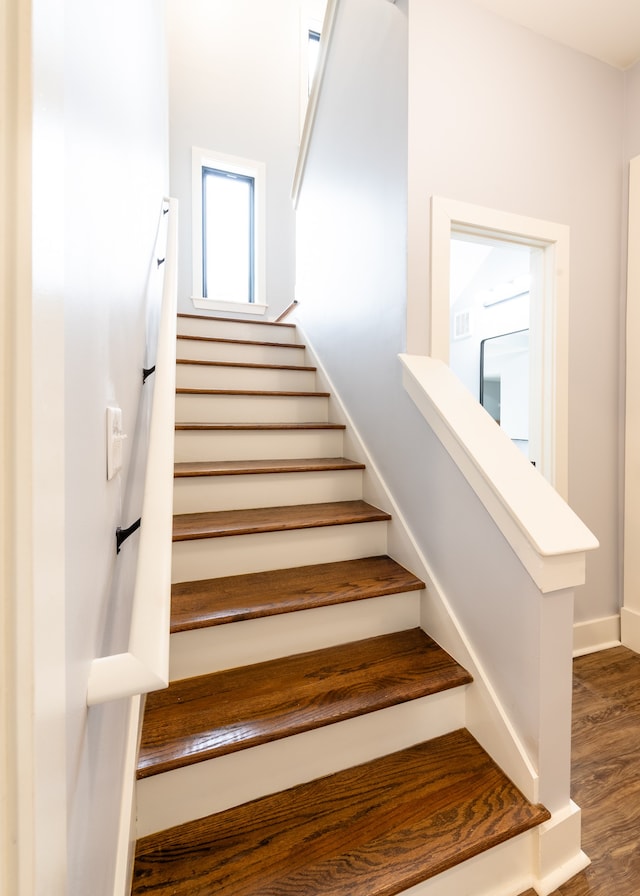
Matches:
[[167, 0, 302, 319], [7, 3, 169, 894], [407, 0, 625, 627]]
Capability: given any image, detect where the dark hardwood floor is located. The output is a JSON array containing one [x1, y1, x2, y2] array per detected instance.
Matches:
[[520, 645, 640, 896]]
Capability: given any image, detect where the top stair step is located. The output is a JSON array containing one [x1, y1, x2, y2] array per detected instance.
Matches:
[[132, 728, 550, 896], [170, 554, 425, 632], [177, 313, 299, 345]]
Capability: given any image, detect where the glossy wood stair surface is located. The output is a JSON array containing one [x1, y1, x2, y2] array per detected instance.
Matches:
[[173, 456, 365, 478], [132, 313, 550, 895], [132, 729, 550, 896], [170, 554, 424, 632], [137, 628, 471, 778], [172, 499, 391, 542]]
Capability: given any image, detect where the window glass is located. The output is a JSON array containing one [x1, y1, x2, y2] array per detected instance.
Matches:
[[308, 30, 321, 94], [202, 167, 255, 303]]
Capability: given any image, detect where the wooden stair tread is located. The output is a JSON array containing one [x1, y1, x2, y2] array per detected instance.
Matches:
[[175, 421, 345, 431], [172, 500, 391, 542], [137, 629, 472, 778], [170, 555, 424, 632], [177, 312, 295, 330], [173, 456, 365, 479], [177, 333, 305, 350], [176, 387, 329, 397], [132, 729, 550, 895], [176, 357, 315, 372]]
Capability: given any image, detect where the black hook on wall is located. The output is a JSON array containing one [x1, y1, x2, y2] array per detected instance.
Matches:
[[116, 518, 141, 554]]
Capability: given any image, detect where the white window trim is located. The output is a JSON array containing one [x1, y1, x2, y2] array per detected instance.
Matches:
[[191, 146, 267, 315], [426, 196, 569, 499]]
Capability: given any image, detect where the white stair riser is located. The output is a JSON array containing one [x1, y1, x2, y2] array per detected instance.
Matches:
[[136, 688, 466, 837], [176, 362, 316, 392], [171, 520, 389, 582], [175, 392, 329, 425], [174, 427, 344, 462], [177, 337, 306, 366], [398, 832, 534, 896], [170, 590, 422, 680], [172, 469, 364, 514], [177, 317, 298, 344]]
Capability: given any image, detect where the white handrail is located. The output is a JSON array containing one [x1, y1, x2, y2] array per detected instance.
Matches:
[[87, 198, 178, 706], [399, 353, 598, 593]]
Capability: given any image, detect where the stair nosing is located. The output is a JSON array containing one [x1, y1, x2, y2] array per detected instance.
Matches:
[[177, 312, 295, 329], [176, 387, 329, 398], [171, 500, 391, 542], [170, 555, 424, 633], [177, 333, 305, 350], [174, 422, 346, 431], [137, 629, 472, 778], [173, 457, 365, 478], [133, 730, 549, 896], [176, 358, 314, 372]]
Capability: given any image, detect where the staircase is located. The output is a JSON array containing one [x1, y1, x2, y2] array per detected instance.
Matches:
[[131, 313, 550, 896]]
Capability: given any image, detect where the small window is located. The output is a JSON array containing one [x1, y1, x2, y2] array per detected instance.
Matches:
[[202, 166, 255, 303], [192, 147, 266, 311], [308, 30, 321, 94]]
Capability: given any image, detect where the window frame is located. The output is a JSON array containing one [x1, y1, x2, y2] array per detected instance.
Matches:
[[192, 146, 266, 314]]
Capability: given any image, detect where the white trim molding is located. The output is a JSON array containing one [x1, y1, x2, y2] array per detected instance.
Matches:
[[426, 196, 570, 500], [624, 154, 640, 654], [573, 615, 621, 657], [191, 146, 266, 307]]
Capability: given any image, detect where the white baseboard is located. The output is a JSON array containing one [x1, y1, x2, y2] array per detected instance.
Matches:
[[621, 606, 640, 653], [572, 615, 621, 657], [532, 801, 590, 895]]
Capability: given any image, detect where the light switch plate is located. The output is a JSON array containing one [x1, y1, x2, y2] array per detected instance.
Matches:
[[106, 406, 126, 480]]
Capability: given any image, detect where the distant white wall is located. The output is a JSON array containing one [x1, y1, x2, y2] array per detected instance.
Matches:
[[62, 3, 168, 894], [167, 0, 302, 318], [407, 0, 625, 627]]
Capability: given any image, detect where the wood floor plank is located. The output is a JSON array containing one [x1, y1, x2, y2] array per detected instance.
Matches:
[[133, 730, 549, 896], [173, 456, 365, 478], [520, 646, 640, 896], [171, 500, 390, 542], [170, 555, 424, 632], [137, 629, 471, 778]]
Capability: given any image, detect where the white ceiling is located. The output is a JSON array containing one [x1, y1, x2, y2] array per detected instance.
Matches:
[[469, 0, 640, 70]]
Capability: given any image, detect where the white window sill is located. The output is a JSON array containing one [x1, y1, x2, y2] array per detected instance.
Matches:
[[191, 297, 268, 317]]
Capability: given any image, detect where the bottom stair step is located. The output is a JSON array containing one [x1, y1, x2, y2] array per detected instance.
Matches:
[[132, 728, 550, 896]]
